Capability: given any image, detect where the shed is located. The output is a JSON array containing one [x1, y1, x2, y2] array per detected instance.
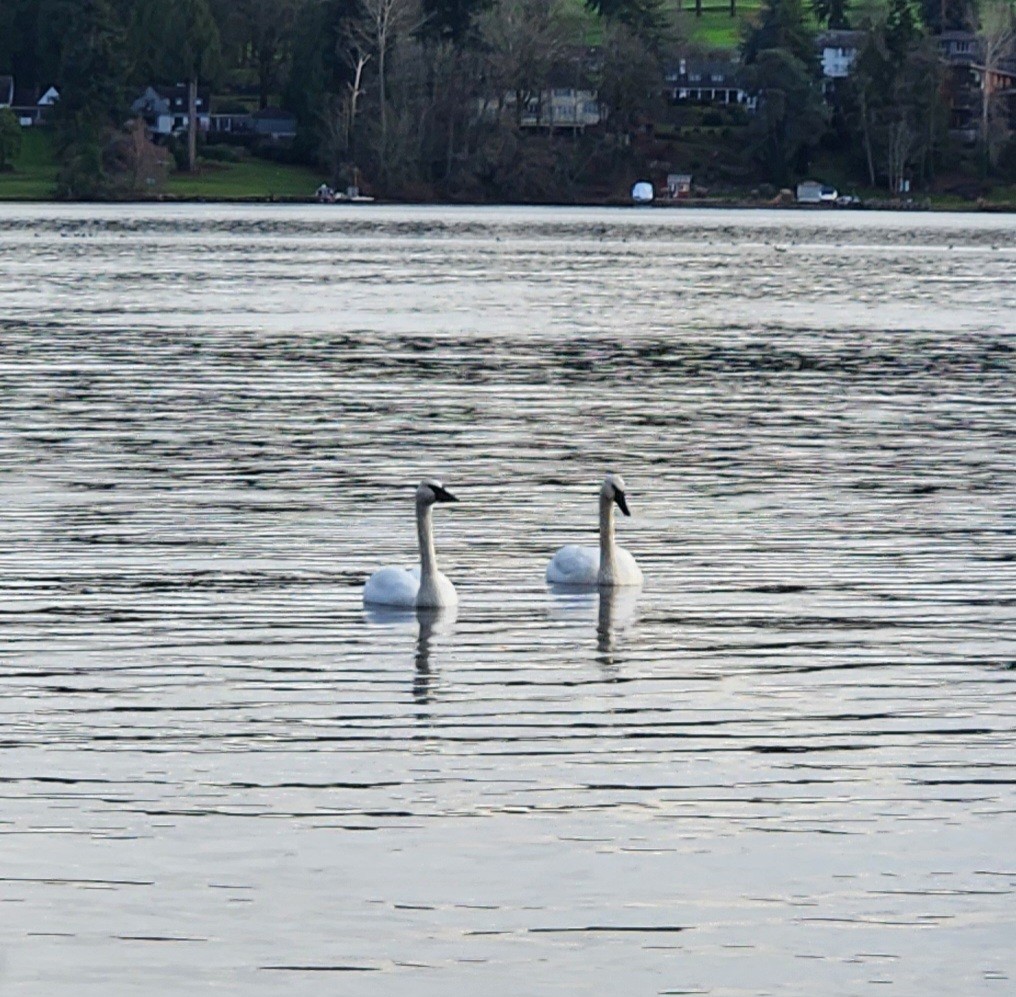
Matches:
[[667, 174, 692, 198], [796, 180, 824, 203]]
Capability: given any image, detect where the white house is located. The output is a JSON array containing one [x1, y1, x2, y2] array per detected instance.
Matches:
[[817, 31, 865, 80]]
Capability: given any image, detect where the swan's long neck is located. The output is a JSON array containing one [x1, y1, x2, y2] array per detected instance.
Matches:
[[598, 491, 617, 583], [416, 501, 438, 581]]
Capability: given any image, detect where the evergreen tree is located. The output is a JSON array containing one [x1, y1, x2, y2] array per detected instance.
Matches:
[[131, 0, 221, 171], [743, 0, 818, 69], [745, 46, 829, 183], [584, 0, 670, 43], [0, 107, 23, 171], [285, 0, 363, 163], [811, 0, 851, 29], [420, 0, 491, 40], [885, 0, 921, 58], [50, 0, 128, 198]]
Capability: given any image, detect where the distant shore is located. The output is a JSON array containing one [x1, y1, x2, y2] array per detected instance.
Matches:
[[3, 194, 1014, 212]]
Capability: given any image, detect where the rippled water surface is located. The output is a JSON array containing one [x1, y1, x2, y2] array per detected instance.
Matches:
[[1, 204, 1015, 995]]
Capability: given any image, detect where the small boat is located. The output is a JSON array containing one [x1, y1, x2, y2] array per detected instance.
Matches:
[[631, 181, 654, 204]]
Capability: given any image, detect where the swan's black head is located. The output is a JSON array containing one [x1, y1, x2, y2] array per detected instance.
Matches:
[[603, 472, 631, 517], [418, 479, 458, 505]]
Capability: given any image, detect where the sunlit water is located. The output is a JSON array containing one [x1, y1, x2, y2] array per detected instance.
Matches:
[[1, 204, 1014, 995]]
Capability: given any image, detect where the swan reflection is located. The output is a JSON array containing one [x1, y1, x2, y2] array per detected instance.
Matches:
[[596, 585, 640, 667], [363, 603, 457, 707], [548, 584, 640, 668]]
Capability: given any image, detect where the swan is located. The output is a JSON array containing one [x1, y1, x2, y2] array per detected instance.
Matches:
[[363, 480, 459, 608], [546, 473, 644, 587]]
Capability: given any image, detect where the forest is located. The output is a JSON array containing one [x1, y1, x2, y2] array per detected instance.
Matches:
[[0, 0, 1014, 201]]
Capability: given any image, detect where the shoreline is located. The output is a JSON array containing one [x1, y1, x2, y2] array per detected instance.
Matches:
[[2, 193, 1014, 212]]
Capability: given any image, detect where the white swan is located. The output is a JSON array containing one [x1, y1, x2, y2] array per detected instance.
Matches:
[[546, 473, 644, 587], [363, 480, 459, 608]]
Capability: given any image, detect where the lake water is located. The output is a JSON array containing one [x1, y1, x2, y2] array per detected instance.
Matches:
[[0, 204, 1014, 995]]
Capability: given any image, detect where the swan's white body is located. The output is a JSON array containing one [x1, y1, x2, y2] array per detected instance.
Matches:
[[546, 473, 643, 587], [363, 481, 458, 608]]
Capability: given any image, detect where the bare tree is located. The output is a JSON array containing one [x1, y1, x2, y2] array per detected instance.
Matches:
[[884, 116, 915, 194], [978, 0, 1016, 169], [356, 0, 426, 179], [477, 0, 567, 130]]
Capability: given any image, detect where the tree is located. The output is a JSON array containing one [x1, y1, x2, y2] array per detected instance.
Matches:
[[978, 0, 1016, 170], [285, 0, 362, 163], [597, 22, 665, 144], [745, 46, 829, 184], [743, 0, 817, 69], [232, 0, 300, 109], [584, 0, 671, 43], [50, 0, 128, 198], [356, 0, 426, 182], [419, 0, 489, 41], [0, 109, 23, 171], [132, 0, 221, 172], [811, 0, 851, 28], [845, 15, 946, 190], [106, 117, 172, 192], [884, 0, 920, 58], [477, 0, 566, 130]]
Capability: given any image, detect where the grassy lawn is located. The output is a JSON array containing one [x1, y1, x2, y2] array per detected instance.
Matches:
[[164, 156, 324, 198], [679, 1, 760, 50], [0, 127, 59, 199], [0, 125, 324, 200]]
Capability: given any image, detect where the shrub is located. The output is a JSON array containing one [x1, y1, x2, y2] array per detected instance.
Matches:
[[201, 144, 244, 163], [0, 107, 23, 171]]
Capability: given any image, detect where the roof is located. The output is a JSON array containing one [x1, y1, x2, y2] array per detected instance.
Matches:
[[251, 107, 296, 120], [816, 30, 865, 49], [665, 59, 744, 86], [11, 83, 54, 107], [133, 83, 211, 114]]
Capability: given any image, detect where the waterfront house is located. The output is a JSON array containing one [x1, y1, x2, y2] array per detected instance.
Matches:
[[665, 56, 748, 105], [132, 84, 211, 137], [0, 77, 58, 125], [816, 31, 864, 80]]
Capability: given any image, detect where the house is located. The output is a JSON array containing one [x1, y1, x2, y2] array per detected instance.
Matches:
[[518, 86, 602, 129], [251, 107, 297, 140], [935, 31, 1016, 139], [480, 84, 603, 131], [937, 31, 980, 65], [12, 83, 58, 125], [973, 57, 1016, 132], [816, 30, 865, 80], [665, 57, 748, 105], [131, 84, 211, 137], [0, 77, 59, 125]]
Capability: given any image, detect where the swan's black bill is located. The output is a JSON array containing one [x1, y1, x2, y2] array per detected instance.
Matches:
[[432, 484, 458, 503], [615, 490, 631, 516]]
